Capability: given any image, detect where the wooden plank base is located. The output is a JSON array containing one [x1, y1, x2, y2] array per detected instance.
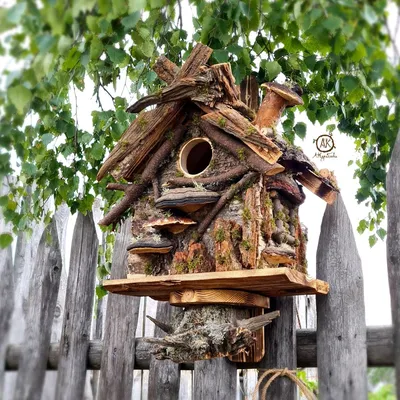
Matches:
[[102, 268, 329, 300], [169, 289, 270, 308]]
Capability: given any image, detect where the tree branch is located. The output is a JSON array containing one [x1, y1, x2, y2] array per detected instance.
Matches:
[[197, 171, 259, 237], [199, 121, 284, 176], [166, 165, 249, 187], [99, 125, 187, 226]]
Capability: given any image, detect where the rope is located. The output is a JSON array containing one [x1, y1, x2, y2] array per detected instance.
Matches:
[[252, 368, 317, 400]]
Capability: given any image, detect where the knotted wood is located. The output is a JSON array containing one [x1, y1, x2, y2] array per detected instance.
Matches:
[[258, 297, 297, 399], [0, 243, 13, 397], [316, 195, 368, 399], [97, 220, 141, 400], [148, 302, 180, 400], [387, 130, 400, 399], [14, 219, 62, 400], [55, 213, 98, 400]]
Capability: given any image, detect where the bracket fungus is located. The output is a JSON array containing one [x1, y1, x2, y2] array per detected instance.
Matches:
[[144, 217, 197, 234], [155, 187, 220, 213], [127, 238, 173, 254]]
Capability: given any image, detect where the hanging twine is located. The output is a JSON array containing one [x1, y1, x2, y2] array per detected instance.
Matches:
[[251, 368, 317, 400]]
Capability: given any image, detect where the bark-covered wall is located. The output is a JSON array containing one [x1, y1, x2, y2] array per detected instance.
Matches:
[[127, 120, 308, 277]]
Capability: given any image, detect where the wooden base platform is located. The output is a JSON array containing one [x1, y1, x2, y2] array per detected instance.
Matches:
[[169, 289, 270, 308], [102, 268, 329, 301]]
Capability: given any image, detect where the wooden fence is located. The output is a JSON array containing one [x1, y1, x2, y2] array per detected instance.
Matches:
[[0, 133, 399, 400]]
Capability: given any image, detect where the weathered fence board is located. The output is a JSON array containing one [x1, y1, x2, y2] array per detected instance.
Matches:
[[97, 220, 141, 400], [0, 178, 14, 398], [148, 301, 181, 400], [0, 244, 14, 398], [4, 187, 47, 400], [55, 212, 98, 400], [316, 195, 368, 399], [387, 130, 400, 399], [13, 219, 62, 400], [259, 297, 297, 399], [194, 358, 237, 400]]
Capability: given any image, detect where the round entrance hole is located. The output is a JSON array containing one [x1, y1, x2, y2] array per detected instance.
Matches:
[[179, 138, 213, 177]]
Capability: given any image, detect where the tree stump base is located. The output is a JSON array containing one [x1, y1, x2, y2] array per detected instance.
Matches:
[[145, 301, 278, 363]]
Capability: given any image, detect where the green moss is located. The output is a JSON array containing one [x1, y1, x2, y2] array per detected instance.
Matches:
[[175, 170, 184, 177], [144, 261, 153, 276], [191, 231, 200, 242], [294, 239, 300, 247], [265, 195, 273, 209], [215, 227, 226, 243], [242, 207, 251, 222], [245, 125, 257, 136], [241, 240, 252, 251], [174, 262, 187, 274], [232, 227, 242, 241], [218, 117, 227, 128], [166, 130, 174, 140], [192, 114, 201, 125], [216, 254, 227, 265], [270, 218, 276, 230], [137, 115, 148, 128], [208, 159, 216, 170], [187, 255, 203, 272], [275, 209, 289, 222], [133, 175, 142, 185], [237, 148, 246, 161]]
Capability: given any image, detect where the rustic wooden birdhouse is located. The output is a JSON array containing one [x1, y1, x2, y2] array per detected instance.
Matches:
[[100, 44, 338, 363]]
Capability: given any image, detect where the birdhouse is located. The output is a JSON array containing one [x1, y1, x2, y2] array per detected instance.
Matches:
[[100, 44, 337, 363]]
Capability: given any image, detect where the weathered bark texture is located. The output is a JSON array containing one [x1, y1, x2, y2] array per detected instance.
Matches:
[[387, 130, 400, 399], [197, 171, 258, 237], [148, 302, 181, 400], [0, 178, 14, 398], [199, 121, 284, 176], [98, 43, 212, 182], [55, 213, 98, 400], [3, 185, 47, 400], [202, 105, 282, 164], [97, 220, 141, 400], [147, 307, 278, 362], [259, 297, 297, 399], [239, 75, 259, 112], [0, 244, 13, 398], [14, 219, 62, 400], [100, 124, 186, 226], [316, 195, 368, 399], [193, 358, 237, 400]]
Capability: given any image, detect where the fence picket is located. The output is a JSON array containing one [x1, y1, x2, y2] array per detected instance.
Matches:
[[148, 301, 181, 400], [13, 219, 62, 400], [316, 195, 367, 399], [97, 220, 141, 400], [55, 212, 98, 400], [258, 297, 297, 398], [194, 358, 237, 400], [0, 245, 13, 398], [387, 130, 400, 399]]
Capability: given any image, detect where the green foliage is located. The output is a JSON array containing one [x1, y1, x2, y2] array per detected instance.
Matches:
[[0, 0, 398, 245], [296, 369, 318, 395], [368, 385, 395, 400]]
